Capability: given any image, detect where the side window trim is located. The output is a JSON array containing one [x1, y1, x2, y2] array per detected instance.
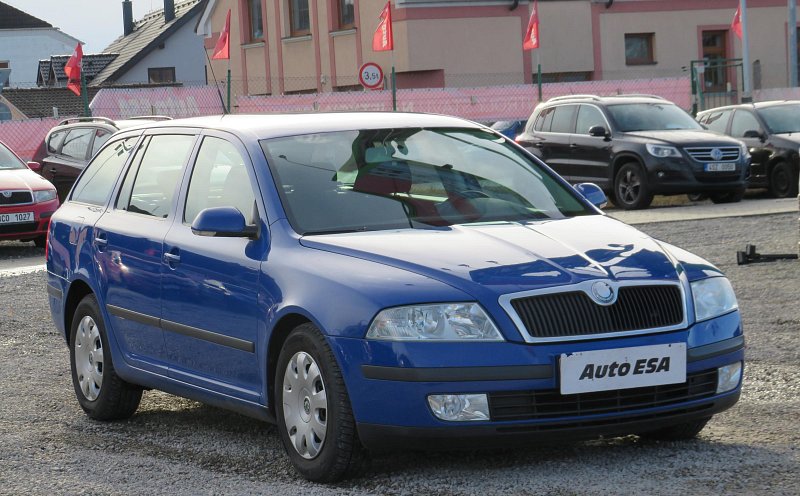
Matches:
[[69, 135, 141, 207]]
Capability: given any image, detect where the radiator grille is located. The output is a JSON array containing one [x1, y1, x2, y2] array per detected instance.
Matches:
[[489, 369, 717, 422], [0, 191, 33, 205], [684, 147, 740, 162], [510, 285, 683, 339]]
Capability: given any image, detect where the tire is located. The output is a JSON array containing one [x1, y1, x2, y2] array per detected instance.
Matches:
[[33, 235, 46, 249], [613, 162, 653, 210], [709, 189, 745, 204], [69, 295, 142, 420], [638, 417, 711, 441], [275, 323, 364, 482], [768, 161, 799, 198], [687, 193, 708, 202]]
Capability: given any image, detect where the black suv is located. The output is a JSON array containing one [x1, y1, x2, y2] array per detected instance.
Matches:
[[34, 116, 171, 200], [697, 101, 800, 198], [515, 95, 750, 209]]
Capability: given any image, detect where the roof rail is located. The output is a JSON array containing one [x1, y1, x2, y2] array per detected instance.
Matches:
[[613, 94, 667, 100], [547, 94, 600, 102], [56, 116, 116, 127], [125, 115, 173, 121]]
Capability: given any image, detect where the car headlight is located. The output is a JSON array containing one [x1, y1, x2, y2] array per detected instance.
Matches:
[[33, 189, 57, 203], [691, 277, 738, 322], [646, 144, 682, 158], [366, 303, 504, 341]]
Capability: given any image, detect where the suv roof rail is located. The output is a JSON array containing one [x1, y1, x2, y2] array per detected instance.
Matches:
[[547, 94, 601, 103], [613, 94, 668, 100], [124, 115, 173, 121], [56, 116, 116, 127]]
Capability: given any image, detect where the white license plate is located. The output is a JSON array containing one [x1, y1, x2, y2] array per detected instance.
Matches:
[[559, 343, 686, 394], [0, 211, 34, 224], [705, 162, 736, 172]]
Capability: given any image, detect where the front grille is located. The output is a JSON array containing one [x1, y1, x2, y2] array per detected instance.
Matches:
[[489, 369, 718, 422], [510, 285, 683, 340], [684, 147, 740, 162], [0, 222, 38, 235], [0, 191, 33, 205]]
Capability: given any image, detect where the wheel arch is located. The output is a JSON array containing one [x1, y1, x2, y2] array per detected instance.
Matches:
[[610, 152, 645, 184], [266, 312, 312, 416], [63, 279, 95, 345]]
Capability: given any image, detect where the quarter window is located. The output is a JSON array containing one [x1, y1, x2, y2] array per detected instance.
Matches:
[[71, 137, 137, 206], [625, 33, 655, 65], [117, 134, 195, 218], [550, 105, 577, 134], [534, 107, 555, 132], [47, 130, 67, 154], [290, 0, 310, 36], [575, 105, 606, 135], [61, 128, 94, 160], [730, 110, 760, 138], [184, 137, 257, 225]]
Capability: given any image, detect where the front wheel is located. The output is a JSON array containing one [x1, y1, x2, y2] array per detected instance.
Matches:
[[709, 189, 745, 204], [69, 295, 142, 420], [768, 161, 799, 198], [613, 163, 653, 210], [275, 323, 363, 482]]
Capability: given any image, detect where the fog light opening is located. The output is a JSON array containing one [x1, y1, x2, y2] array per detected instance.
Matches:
[[427, 394, 489, 422], [716, 361, 742, 394]]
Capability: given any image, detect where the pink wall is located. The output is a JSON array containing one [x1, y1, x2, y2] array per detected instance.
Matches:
[[0, 118, 61, 161]]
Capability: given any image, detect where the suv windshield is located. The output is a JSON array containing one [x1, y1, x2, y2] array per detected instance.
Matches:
[[759, 104, 800, 134], [261, 128, 593, 235], [0, 143, 25, 170], [607, 103, 702, 132]]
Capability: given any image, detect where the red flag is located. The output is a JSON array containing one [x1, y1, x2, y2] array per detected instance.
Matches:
[[372, 2, 393, 52], [731, 5, 743, 39], [523, 0, 540, 50], [212, 9, 231, 60], [64, 43, 82, 96]]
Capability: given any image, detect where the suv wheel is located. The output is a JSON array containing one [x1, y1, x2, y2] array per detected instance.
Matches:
[[275, 323, 364, 482], [710, 189, 745, 204], [768, 161, 799, 198], [69, 295, 142, 420], [613, 162, 653, 210]]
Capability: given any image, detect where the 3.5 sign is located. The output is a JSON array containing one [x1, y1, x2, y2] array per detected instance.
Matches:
[[358, 63, 384, 90]]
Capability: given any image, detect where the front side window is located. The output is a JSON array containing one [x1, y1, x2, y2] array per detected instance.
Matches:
[[730, 110, 761, 138], [337, 0, 354, 29], [248, 0, 264, 40], [625, 33, 655, 65], [71, 137, 138, 206], [0, 142, 25, 170], [184, 137, 257, 225], [61, 128, 94, 160], [758, 104, 800, 134], [261, 128, 593, 235], [290, 0, 310, 36], [606, 103, 702, 132], [117, 134, 195, 218], [575, 105, 606, 135]]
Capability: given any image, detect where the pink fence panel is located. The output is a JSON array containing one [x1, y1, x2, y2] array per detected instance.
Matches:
[[753, 87, 800, 101], [90, 86, 225, 120], [0, 118, 60, 161]]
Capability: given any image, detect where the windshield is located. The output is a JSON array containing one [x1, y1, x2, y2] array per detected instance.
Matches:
[[261, 128, 594, 235], [759, 104, 800, 134], [0, 143, 26, 170], [607, 103, 702, 132]]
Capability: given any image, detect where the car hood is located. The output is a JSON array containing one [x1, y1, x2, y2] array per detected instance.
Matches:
[[300, 215, 682, 299], [0, 168, 54, 191], [625, 129, 744, 147], [771, 133, 800, 146]]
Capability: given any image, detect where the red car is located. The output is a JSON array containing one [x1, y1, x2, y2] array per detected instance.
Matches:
[[0, 140, 59, 247]]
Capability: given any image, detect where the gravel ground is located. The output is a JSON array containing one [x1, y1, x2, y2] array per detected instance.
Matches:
[[0, 213, 798, 495]]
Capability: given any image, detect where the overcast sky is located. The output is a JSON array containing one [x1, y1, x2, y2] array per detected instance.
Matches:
[[5, 0, 166, 53]]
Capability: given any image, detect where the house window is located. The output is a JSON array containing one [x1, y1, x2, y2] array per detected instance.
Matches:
[[337, 0, 354, 30], [702, 30, 728, 92], [0, 61, 8, 87], [148, 67, 176, 83], [248, 0, 264, 41], [290, 0, 310, 36], [625, 33, 655, 65]]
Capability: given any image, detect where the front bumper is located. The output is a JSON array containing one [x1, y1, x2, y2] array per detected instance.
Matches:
[[329, 312, 743, 451], [0, 200, 58, 241], [643, 156, 748, 194]]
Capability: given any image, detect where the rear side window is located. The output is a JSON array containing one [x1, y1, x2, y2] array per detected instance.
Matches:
[[71, 137, 137, 206], [551, 105, 577, 134], [701, 110, 731, 133], [117, 134, 195, 218], [61, 128, 94, 160], [730, 110, 760, 138], [47, 130, 67, 153]]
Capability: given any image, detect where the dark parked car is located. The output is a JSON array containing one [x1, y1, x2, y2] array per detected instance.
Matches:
[[515, 95, 750, 209], [37, 116, 171, 201], [697, 101, 800, 198], [47, 113, 743, 482]]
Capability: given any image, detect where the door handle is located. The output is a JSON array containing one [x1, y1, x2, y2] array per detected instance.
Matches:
[[164, 251, 181, 265], [94, 233, 108, 251], [569, 143, 579, 148], [49, 167, 58, 174]]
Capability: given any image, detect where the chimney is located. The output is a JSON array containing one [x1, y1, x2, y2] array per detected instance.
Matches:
[[122, 0, 134, 36], [164, 0, 175, 23]]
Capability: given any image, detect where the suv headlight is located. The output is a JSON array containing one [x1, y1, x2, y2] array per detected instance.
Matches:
[[646, 144, 682, 158], [33, 189, 57, 203], [691, 277, 738, 322], [366, 303, 504, 341]]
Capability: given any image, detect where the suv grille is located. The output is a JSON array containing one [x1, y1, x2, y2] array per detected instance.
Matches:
[[510, 285, 683, 340], [489, 369, 717, 421], [684, 147, 740, 162], [0, 191, 33, 205]]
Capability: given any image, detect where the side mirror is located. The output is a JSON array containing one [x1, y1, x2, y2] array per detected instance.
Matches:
[[26, 161, 42, 173], [742, 129, 765, 141], [574, 183, 608, 209], [588, 125, 609, 138], [191, 207, 258, 238]]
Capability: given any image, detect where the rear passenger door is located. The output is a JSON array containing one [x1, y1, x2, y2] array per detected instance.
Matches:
[[542, 105, 577, 179], [570, 104, 612, 186], [93, 131, 198, 373], [161, 133, 266, 401]]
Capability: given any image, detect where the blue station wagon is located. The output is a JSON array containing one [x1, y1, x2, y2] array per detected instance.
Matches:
[[46, 113, 744, 482]]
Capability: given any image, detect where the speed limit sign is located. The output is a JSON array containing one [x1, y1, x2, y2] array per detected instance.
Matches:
[[359, 62, 384, 90]]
